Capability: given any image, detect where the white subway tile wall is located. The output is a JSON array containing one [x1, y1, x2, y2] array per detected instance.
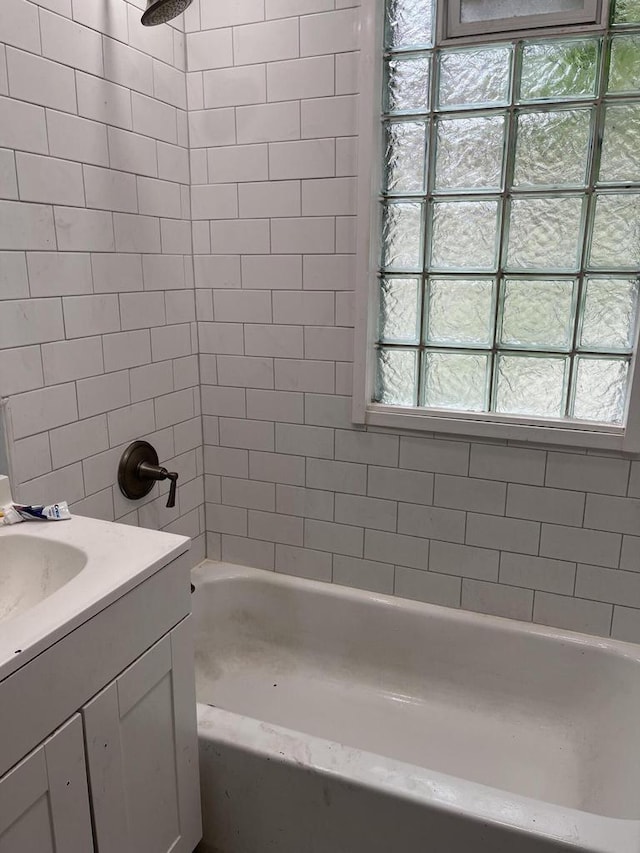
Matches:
[[0, 0, 205, 560], [187, 0, 640, 644], [3, 0, 640, 642]]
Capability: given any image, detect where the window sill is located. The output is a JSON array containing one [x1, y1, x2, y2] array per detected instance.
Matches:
[[361, 402, 636, 452]]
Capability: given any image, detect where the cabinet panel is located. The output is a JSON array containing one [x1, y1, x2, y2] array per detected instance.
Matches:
[[83, 616, 202, 853], [120, 660, 181, 853], [0, 796, 54, 853], [45, 714, 95, 852], [83, 683, 131, 853], [0, 715, 93, 853], [170, 615, 202, 846]]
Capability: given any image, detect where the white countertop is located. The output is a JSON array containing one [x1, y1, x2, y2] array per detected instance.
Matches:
[[0, 516, 190, 682]]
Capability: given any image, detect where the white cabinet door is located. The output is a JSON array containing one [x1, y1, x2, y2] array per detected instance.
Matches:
[[83, 616, 201, 853], [0, 714, 94, 853]]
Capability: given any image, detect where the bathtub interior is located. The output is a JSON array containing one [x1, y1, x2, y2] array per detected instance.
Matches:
[[192, 562, 640, 821]]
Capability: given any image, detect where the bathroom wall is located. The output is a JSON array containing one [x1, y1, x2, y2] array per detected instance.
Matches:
[[187, 0, 640, 644], [2, 0, 640, 643], [0, 0, 205, 559]]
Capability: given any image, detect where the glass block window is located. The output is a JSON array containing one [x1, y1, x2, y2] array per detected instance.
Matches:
[[376, 0, 640, 425]]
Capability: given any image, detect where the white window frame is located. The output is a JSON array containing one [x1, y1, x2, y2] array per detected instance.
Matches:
[[352, 0, 640, 453]]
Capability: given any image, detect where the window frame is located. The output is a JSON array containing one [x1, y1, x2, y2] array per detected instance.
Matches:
[[442, 0, 605, 43], [352, 0, 640, 452]]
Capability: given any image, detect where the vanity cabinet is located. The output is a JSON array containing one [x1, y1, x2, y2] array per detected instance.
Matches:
[[0, 551, 202, 853], [0, 715, 93, 853], [83, 617, 201, 853]]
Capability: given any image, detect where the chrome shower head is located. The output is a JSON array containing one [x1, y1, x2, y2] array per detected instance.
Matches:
[[141, 0, 193, 26]]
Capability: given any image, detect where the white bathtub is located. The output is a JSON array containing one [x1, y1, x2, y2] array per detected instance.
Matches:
[[192, 561, 640, 853]]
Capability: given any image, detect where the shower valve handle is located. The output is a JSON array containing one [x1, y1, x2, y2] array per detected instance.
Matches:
[[117, 441, 179, 508], [138, 462, 179, 508]]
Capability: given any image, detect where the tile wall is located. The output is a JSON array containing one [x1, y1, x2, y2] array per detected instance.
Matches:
[[0, 0, 205, 560], [187, 0, 640, 643], [3, 0, 640, 641]]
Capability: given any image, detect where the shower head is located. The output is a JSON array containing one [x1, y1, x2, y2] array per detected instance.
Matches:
[[141, 0, 193, 26]]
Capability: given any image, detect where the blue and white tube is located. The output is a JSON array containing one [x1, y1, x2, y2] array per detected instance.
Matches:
[[1, 502, 71, 525]]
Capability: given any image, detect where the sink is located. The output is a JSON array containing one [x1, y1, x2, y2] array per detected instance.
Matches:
[[0, 515, 190, 683], [0, 534, 87, 623]]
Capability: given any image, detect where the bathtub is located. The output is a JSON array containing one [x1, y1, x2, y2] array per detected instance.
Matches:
[[191, 561, 640, 853]]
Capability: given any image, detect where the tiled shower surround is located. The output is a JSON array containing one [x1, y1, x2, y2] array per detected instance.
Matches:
[[3, 0, 640, 641], [0, 0, 205, 559]]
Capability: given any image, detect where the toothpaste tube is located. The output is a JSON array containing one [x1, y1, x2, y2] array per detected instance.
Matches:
[[1, 502, 72, 525]]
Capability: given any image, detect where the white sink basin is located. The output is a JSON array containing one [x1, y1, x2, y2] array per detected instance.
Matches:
[[0, 516, 190, 681], [0, 534, 88, 623]]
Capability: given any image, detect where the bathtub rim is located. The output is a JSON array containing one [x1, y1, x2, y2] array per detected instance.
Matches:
[[196, 702, 640, 853]]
